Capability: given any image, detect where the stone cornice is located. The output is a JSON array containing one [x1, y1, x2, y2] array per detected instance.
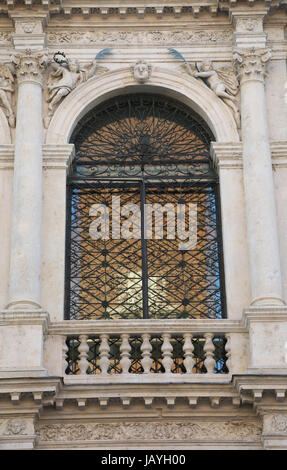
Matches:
[[210, 142, 243, 169], [2, 142, 287, 170], [0, 0, 285, 21], [0, 375, 286, 415], [42, 144, 75, 169], [211, 141, 287, 170]]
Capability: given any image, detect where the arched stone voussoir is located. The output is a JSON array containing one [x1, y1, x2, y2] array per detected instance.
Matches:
[[45, 67, 240, 145]]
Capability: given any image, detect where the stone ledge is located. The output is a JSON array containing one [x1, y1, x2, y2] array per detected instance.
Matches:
[[0, 309, 50, 330], [48, 318, 247, 335]]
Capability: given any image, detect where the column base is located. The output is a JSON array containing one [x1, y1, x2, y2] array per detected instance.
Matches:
[[0, 309, 49, 378], [243, 306, 287, 371], [250, 296, 286, 307], [6, 300, 42, 310]]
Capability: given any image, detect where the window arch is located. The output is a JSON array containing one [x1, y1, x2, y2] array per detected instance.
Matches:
[[65, 93, 226, 320]]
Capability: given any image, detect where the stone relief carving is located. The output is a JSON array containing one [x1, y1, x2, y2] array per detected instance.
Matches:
[[0, 62, 16, 127], [0, 418, 28, 436], [132, 60, 151, 84], [168, 49, 240, 128], [44, 49, 111, 127], [264, 414, 287, 434], [236, 18, 262, 33], [36, 420, 262, 442], [0, 32, 11, 44], [5, 419, 27, 435], [47, 29, 233, 46], [194, 60, 240, 127], [22, 23, 36, 34]]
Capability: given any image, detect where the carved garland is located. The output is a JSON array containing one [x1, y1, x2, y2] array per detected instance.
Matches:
[[36, 421, 262, 442], [46, 29, 233, 45]]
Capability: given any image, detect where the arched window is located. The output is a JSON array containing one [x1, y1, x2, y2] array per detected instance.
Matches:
[[65, 94, 226, 320]]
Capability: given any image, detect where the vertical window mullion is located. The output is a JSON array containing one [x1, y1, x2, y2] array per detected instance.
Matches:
[[140, 180, 149, 319]]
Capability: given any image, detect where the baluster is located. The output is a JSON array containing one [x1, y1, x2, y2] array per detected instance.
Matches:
[[120, 334, 131, 374], [225, 334, 231, 374], [161, 333, 173, 374], [78, 335, 89, 375], [204, 333, 215, 374], [62, 336, 69, 376], [183, 333, 194, 374], [141, 333, 152, 374], [99, 334, 110, 375]]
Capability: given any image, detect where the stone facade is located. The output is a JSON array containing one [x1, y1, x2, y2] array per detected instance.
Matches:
[[0, 0, 287, 450]]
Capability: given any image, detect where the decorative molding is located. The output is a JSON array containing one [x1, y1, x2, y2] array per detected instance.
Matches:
[[35, 420, 262, 443], [263, 414, 287, 434], [48, 318, 247, 336], [210, 142, 243, 169], [233, 47, 272, 84], [0, 145, 14, 169], [270, 141, 287, 168], [235, 18, 264, 34], [242, 305, 287, 328], [0, 418, 28, 436], [42, 144, 75, 169], [45, 67, 240, 144], [0, 1, 282, 19], [11, 48, 49, 86], [0, 310, 50, 333], [47, 29, 233, 46], [0, 32, 12, 44]]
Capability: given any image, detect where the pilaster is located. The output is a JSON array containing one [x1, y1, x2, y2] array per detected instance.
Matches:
[[2, 19, 50, 376], [231, 22, 287, 370]]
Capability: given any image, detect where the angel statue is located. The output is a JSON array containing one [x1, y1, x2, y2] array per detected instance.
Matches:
[[168, 49, 240, 128], [0, 63, 15, 127], [45, 49, 111, 126]]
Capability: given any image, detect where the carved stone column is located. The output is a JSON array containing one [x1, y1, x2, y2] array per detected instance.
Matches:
[[7, 49, 48, 310], [233, 48, 284, 307]]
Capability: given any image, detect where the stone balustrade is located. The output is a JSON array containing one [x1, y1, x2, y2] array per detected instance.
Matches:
[[46, 320, 243, 384]]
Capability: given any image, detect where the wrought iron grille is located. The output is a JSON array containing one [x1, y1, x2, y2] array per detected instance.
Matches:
[[65, 94, 226, 320]]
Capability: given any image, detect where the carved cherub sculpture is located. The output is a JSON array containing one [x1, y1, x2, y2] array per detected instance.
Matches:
[[168, 49, 240, 128], [132, 60, 152, 84], [0, 63, 15, 127], [45, 49, 111, 125], [194, 60, 240, 127]]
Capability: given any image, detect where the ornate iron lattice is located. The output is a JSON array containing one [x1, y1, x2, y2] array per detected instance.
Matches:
[[65, 94, 226, 320]]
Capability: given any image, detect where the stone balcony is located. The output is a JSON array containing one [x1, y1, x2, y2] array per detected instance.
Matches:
[[45, 318, 249, 384]]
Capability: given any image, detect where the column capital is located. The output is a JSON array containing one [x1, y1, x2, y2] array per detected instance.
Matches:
[[233, 47, 272, 85], [11, 48, 49, 86]]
